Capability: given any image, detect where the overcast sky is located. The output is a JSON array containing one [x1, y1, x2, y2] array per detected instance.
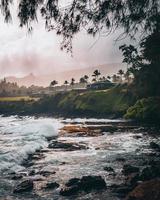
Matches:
[[0, 2, 125, 78]]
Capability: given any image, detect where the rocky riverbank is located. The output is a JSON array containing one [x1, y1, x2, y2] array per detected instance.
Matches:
[[0, 117, 160, 200]]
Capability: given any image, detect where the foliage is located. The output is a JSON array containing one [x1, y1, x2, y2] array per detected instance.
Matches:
[[124, 97, 160, 124], [1, 0, 159, 51]]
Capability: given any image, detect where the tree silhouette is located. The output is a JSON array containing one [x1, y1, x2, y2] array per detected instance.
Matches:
[[84, 75, 89, 83], [64, 80, 69, 85], [118, 70, 124, 82], [92, 70, 101, 81], [1, 0, 159, 52], [50, 80, 58, 87], [70, 78, 75, 86], [79, 77, 86, 84]]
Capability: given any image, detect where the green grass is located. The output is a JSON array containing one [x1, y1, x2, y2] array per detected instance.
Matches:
[[57, 84, 136, 117], [0, 96, 39, 102]]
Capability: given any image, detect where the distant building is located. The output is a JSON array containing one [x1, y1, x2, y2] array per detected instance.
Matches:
[[87, 80, 116, 90]]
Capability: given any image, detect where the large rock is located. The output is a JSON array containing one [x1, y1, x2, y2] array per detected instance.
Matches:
[[48, 140, 87, 151], [122, 165, 139, 175], [140, 165, 160, 181], [60, 175, 106, 196], [59, 125, 103, 137], [79, 175, 106, 192], [13, 179, 34, 193], [125, 178, 160, 200], [45, 181, 59, 189], [150, 142, 160, 151]]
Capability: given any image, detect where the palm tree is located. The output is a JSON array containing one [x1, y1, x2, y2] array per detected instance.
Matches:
[[118, 69, 124, 82], [124, 71, 132, 83], [64, 80, 69, 85], [64, 80, 69, 90], [84, 75, 89, 83], [79, 77, 86, 84], [70, 78, 75, 86], [50, 80, 58, 87], [92, 78, 96, 83], [107, 76, 111, 81], [112, 74, 120, 83], [92, 70, 101, 81]]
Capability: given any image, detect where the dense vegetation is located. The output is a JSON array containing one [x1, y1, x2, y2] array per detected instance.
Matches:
[[0, 84, 135, 118], [0, 0, 159, 123], [125, 97, 160, 124]]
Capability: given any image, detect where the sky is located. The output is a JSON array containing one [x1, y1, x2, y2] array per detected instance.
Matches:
[[0, 1, 125, 78]]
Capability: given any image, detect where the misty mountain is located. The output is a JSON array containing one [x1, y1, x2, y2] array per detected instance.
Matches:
[[5, 63, 126, 87]]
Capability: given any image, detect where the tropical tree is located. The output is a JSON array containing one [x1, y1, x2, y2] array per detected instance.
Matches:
[[118, 70, 124, 83], [107, 76, 111, 81], [92, 78, 96, 83], [70, 78, 75, 86], [64, 80, 69, 85], [50, 80, 58, 87], [84, 75, 89, 83], [92, 70, 101, 81], [1, 0, 159, 96], [102, 76, 106, 81], [124, 71, 131, 83], [79, 77, 86, 84], [64, 80, 69, 90], [112, 75, 120, 83]]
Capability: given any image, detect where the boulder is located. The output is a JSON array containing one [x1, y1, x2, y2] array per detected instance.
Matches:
[[60, 175, 106, 196], [122, 165, 139, 175], [104, 166, 115, 172], [13, 179, 33, 193], [48, 140, 87, 151], [140, 165, 160, 181], [45, 182, 59, 189], [79, 175, 106, 192], [39, 170, 56, 177], [65, 178, 80, 187], [125, 179, 160, 200], [60, 185, 79, 196], [150, 142, 160, 151]]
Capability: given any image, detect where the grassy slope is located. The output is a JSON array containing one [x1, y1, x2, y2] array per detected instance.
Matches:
[[56, 84, 135, 117], [0, 96, 38, 102], [0, 85, 136, 118]]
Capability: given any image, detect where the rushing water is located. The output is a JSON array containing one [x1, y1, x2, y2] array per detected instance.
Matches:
[[0, 116, 63, 173], [0, 115, 159, 200]]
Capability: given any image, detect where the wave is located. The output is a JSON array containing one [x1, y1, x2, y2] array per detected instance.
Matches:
[[0, 116, 62, 173]]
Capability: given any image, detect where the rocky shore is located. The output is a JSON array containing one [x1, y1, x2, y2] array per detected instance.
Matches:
[[1, 119, 160, 200]]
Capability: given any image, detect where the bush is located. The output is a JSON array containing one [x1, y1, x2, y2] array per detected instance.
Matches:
[[124, 97, 160, 123]]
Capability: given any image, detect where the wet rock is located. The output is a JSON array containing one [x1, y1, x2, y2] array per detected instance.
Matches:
[[122, 165, 139, 175], [80, 176, 106, 191], [126, 173, 140, 187], [140, 165, 160, 181], [116, 157, 126, 162], [101, 126, 118, 133], [60, 185, 79, 196], [13, 179, 33, 193], [45, 182, 59, 189], [150, 142, 160, 151], [11, 174, 23, 180], [59, 125, 103, 137], [104, 166, 115, 172], [48, 140, 87, 151], [60, 176, 106, 196], [29, 170, 36, 176], [39, 170, 56, 177], [114, 185, 132, 198], [65, 178, 80, 187], [125, 178, 160, 200]]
